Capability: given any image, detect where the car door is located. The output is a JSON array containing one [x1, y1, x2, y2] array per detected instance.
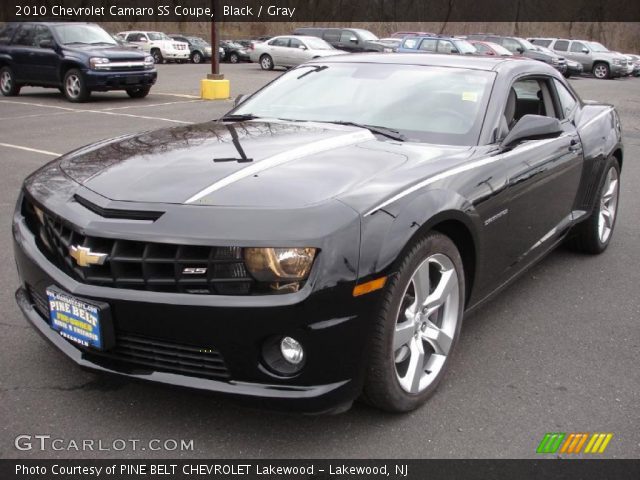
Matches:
[[335, 30, 359, 52], [286, 37, 309, 66], [9, 24, 37, 82], [499, 76, 583, 268], [30, 25, 59, 84], [265, 37, 289, 65], [568, 41, 591, 69]]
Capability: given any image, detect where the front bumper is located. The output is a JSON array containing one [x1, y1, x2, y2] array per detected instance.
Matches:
[[12, 203, 378, 413], [162, 51, 190, 60], [84, 69, 157, 91]]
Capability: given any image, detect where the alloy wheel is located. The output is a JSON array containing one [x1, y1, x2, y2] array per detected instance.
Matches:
[[192, 52, 202, 64], [593, 64, 608, 79], [0, 71, 11, 93], [598, 166, 619, 244], [393, 253, 460, 394], [65, 74, 81, 99]]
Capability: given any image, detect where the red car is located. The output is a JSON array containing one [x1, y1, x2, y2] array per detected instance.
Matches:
[[470, 40, 515, 57]]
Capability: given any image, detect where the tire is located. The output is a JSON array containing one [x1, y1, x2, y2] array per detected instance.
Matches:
[[260, 54, 274, 70], [563, 71, 572, 78], [229, 53, 239, 64], [363, 231, 465, 412], [62, 69, 90, 102], [151, 49, 163, 64], [593, 62, 610, 79], [191, 51, 203, 64], [568, 156, 621, 254], [126, 86, 151, 99], [0, 66, 21, 96]]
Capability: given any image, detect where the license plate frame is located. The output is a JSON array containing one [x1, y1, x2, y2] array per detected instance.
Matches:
[[46, 287, 115, 351]]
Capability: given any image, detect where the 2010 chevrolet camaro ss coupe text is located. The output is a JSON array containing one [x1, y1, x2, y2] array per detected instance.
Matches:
[[13, 54, 622, 413]]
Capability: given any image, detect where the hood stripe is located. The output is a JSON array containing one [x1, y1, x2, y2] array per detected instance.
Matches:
[[185, 129, 374, 204]]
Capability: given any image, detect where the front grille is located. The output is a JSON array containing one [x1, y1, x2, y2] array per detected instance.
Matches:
[[22, 196, 254, 295], [26, 285, 231, 381]]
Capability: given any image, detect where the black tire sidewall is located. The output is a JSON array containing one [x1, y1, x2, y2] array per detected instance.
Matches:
[[584, 157, 621, 253], [260, 55, 273, 70], [0, 66, 19, 96], [230, 53, 239, 63], [192, 52, 202, 64], [364, 232, 465, 412]]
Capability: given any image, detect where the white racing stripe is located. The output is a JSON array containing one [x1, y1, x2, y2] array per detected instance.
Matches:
[[185, 129, 374, 204], [0, 142, 60, 156]]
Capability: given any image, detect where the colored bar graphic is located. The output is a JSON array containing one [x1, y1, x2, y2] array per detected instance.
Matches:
[[537, 433, 613, 454]]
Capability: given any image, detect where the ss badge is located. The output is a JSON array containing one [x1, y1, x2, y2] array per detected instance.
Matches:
[[182, 267, 208, 275]]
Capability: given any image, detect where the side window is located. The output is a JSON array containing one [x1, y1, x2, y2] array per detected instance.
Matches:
[[268, 38, 289, 47], [34, 25, 53, 48], [486, 36, 501, 44], [570, 41, 586, 53], [505, 78, 557, 131], [418, 38, 437, 52], [474, 43, 490, 54], [125, 33, 139, 42], [554, 40, 569, 51], [553, 79, 578, 119], [339, 31, 357, 44], [502, 38, 522, 53], [13, 24, 36, 46], [289, 38, 302, 49], [322, 30, 340, 43], [437, 40, 456, 54], [0, 24, 19, 45], [402, 38, 418, 49]]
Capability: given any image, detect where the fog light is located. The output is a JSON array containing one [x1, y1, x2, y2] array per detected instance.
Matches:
[[280, 336, 304, 365]]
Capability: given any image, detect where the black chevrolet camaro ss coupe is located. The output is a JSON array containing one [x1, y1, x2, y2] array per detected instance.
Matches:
[[13, 54, 622, 413]]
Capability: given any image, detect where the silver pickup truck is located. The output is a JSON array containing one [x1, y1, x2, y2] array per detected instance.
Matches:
[[529, 38, 629, 79]]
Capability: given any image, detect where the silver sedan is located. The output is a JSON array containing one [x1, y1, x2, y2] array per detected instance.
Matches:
[[250, 35, 348, 70]]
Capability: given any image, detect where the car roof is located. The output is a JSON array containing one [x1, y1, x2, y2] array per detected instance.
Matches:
[[306, 52, 557, 74]]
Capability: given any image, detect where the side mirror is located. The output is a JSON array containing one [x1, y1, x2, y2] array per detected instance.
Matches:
[[39, 39, 54, 49], [139, 37, 148, 43], [581, 47, 589, 53], [234, 94, 247, 107], [500, 114, 563, 149], [349, 37, 358, 43], [298, 45, 307, 50], [516, 47, 524, 54]]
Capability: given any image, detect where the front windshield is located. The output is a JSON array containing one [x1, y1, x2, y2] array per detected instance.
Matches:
[[588, 42, 609, 52], [452, 39, 477, 54], [148, 32, 170, 41], [233, 63, 495, 146], [53, 24, 116, 45], [304, 37, 333, 50]]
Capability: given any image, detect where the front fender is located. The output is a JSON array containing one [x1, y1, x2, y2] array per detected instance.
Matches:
[[358, 188, 481, 281]]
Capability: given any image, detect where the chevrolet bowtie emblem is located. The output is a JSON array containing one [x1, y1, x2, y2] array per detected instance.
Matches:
[[69, 245, 108, 267]]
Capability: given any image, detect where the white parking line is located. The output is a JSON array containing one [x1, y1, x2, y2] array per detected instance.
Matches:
[[153, 92, 201, 99], [0, 142, 61, 156], [0, 99, 192, 124], [101, 99, 203, 111]]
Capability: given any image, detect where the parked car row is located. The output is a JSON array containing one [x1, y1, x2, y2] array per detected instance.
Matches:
[[247, 27, 638, 81]]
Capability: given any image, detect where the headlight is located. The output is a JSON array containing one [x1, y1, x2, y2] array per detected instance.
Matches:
[[244, 247, 316, 290], [144, 55, 154, 68], [89, 57, 110, 69]]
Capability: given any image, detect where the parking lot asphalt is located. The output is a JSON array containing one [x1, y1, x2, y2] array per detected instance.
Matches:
[[0, 63, 638, 459]]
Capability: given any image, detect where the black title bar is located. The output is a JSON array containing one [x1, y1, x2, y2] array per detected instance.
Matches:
[[1, 0, 640, 22]]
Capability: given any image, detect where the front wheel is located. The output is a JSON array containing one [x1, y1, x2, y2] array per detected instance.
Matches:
[[126, 86, 151, 99], [63, 69, 90, 102], [363, 231, 465, 412], [260, 54, 274, 70], [593, 62, 610, 79], [229, 53, 239, 64], [568, 156, 621, 254], [151, 49, 163, 64], [0, 66, 21, 96], [191, 51, 203, 64]]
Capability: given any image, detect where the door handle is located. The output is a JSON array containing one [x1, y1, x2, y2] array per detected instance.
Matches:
[[568, 139, 581, 152]]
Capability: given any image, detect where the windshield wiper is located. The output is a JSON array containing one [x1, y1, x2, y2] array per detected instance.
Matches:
[[63, 41, 89, 45], [219, 113, 261, 122], [327, 121, 406, 142], [90, 42, 116, 46], [297, 65, 328, 79]]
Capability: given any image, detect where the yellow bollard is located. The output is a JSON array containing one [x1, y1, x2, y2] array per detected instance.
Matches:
[[200, 79, 230, 100]]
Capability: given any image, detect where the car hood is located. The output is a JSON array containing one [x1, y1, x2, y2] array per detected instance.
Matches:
[[62, 44, 147, 60], [55, 120, 472, 210]]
